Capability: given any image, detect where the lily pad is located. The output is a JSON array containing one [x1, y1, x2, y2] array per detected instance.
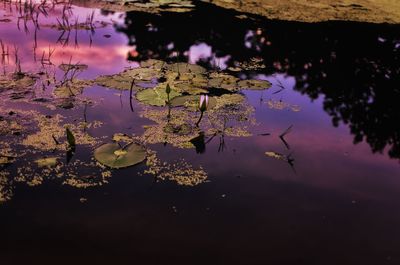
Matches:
[[165, 63, 206, 74], [170, 95, 217, 110], [208, 73, 240, 91], [136, 87, 181, 106], [53, 80, 90, 98], [237, 79, 272, 90], [94, 142, 146, 169]]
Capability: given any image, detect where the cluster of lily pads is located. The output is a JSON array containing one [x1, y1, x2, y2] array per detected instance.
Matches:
[[92, 59, 271, 166], [0, 58, 273, 203]]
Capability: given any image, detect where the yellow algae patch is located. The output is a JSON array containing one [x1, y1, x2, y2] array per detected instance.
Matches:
[[267, 99, 301, 112], [22, 113, 99, 151], [207, 94, 256, 137], [139, 107, 199, 148], [0, 170, 12, 203], [35, 157, 58, 168], [202, 0, 400, 24], [145, 151, 208, 186]]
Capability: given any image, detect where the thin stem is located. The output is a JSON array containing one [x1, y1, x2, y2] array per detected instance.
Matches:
[[196, 111, 204, 127]]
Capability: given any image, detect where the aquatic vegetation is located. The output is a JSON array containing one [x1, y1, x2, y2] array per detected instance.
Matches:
[[59, 63, 88, 72], [94, 142, 146, 169], [267, 99, 301, 112], [139, 107, 199, 148], [0, 170, 12, 203], [228, 58, 266, 72], [0, 73, 37, 92], [21, 112, 99, 152], [0, 54, 269, 199], [35, 157, 58, 168], [196, 94, 209, 127], [84, 0, 195, 13], [15, 158, 112, 189], [136, 86, 181, 106], [95, 59, 271, 94], [145, 150, 207, 186], [201, 0, 400, 24]]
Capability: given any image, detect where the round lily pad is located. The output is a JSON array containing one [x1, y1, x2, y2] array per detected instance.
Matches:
[[136, 87, 181, 106], [94, 143, 146, 169]]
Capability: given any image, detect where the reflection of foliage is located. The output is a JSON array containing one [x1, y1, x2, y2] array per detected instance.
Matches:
[[118, 8, 400, 159]]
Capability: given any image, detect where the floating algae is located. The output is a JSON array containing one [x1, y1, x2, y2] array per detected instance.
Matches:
[[144, 150, 208, 186]]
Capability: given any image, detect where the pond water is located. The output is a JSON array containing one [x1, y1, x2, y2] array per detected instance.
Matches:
[[0, 1, 400, 265]]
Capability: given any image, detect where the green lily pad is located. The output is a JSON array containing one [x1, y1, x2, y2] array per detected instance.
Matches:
[[136, 87, 181, 106], [208, 73, 240, 91], [94, 142, 146, 169]]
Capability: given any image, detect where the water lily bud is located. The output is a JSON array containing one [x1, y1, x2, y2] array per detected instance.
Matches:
[[166, 83, 171, 94], [199, 95, 209, 112]]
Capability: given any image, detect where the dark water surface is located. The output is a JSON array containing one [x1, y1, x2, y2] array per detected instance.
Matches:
[[1, 1, 400, 265]]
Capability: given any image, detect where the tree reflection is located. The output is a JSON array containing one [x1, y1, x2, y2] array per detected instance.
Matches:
[[115, 2, 400, 159]]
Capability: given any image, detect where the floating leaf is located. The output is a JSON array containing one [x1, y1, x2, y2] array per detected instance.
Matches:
[[237, 79, 272, 90], [94, 142, 146, 169], [208, 73, 240, 91], [170, 95, 217, 110], [136, 87, 181, 106], [166, 63, 206, 74], [53, 80, 90, 98]]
